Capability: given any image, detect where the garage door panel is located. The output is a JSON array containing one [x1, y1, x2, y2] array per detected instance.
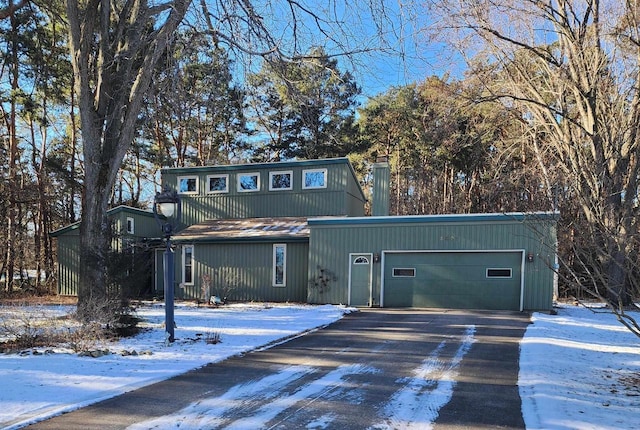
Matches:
[[384, 252, 522, 310]]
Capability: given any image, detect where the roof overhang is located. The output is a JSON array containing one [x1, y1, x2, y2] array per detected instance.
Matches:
[[172, 217, 310, 243]]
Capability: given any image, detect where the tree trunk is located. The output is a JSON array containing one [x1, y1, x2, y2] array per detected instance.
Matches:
[[4, 7, 20, 292], [65, 0, 190, 320]]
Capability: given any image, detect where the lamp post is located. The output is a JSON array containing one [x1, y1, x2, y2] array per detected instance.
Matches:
[[153, 187, 181, 343]]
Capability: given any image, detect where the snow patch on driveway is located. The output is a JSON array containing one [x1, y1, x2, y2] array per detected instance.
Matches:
[[128, 363, 379, 430], [370, 325, 477, 430]]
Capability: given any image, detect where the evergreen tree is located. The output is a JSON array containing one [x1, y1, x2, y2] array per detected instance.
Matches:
[[249, 47, 362, 160]]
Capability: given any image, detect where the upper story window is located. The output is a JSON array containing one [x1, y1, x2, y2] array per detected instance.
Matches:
[[269, 171, 293, 191], [302, 168, 327, 189], [207, 174, 229, 193], [178, 176, 198, 194], [126, 217, 135, 234], [238, 172, 260, 192]]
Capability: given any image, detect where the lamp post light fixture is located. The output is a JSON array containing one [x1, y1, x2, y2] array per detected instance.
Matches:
[[153, 187, 182, 343]]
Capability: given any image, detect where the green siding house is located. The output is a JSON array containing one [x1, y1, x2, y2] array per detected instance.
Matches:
[[52, 157, 558, 311], [307, 213, 558, 311], [50, 206, 160, 296]]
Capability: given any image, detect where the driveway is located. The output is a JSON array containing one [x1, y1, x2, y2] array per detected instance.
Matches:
[[27, 309, 529, 429]]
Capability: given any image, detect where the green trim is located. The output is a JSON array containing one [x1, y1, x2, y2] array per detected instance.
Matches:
[[308, 211, 560, 226], [107, 205, 155, 218], [49, 222, 80, 237]]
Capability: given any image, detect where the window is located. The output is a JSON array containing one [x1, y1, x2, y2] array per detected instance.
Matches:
[[269, 171, 293, 191], [178, 176, 198, 194], [486, 268, 512, 278], [392, 268, 416, 277], [273, 244, 286, 286], [354, 256, 369, 265], [182, 245, 194, 285], [126, 217, 134, 234], [238, 173, 260, 192], [302, 168, 327, 189], [207, 174, 229, 193]]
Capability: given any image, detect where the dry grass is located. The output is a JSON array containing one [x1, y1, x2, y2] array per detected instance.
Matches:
[[0, 294, 141, 354], [0, 292, 77, 306]]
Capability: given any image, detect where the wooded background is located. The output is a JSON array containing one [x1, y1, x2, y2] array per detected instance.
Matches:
[[1, 1, 639, 326]]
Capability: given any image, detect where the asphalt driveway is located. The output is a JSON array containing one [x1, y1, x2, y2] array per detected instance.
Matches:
[[27, 309, 530, 429]]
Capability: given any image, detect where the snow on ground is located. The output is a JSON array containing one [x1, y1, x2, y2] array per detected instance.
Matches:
[[371, 325, 476, 430], [519, 304, 640, 430], [0, 303, 352, 429], [0, 301, 638, 430]]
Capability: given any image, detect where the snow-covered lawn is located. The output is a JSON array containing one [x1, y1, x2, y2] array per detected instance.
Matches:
[[519, 304, 640, 430], [0, 302, 638, 429], [0, 303, 352, 429]]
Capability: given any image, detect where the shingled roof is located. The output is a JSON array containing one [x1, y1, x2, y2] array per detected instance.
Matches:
[[173, 217, 309, 242]]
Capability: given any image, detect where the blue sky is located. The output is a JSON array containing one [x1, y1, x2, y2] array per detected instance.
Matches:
[[217, 0, 456, 99]]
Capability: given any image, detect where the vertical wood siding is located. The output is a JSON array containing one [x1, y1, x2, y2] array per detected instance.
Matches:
[[176, 242, 308, 303], [162, 160, 366, 227], [308, 218, 557, 311], [56, 234, 80, 296]]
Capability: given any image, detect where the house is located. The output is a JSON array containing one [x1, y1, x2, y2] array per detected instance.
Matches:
[[52, 157, 558, 311], [50, 206, 160, 296]]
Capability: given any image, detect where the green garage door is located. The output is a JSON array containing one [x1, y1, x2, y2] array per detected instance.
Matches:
[[383, 251, 523, 310]]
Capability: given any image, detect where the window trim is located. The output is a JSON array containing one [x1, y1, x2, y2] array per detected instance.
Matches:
[[182, 245, 194, 285], [353, 256, 370, 265], [272, 244, 287, 287], [269, 170, 293, 191], [237, 172, 260, 192], [392, 268, 416, 278], [178, 175, 199, 195], [206, 174, 229, 194], [302, 168, 328, 189], [126, 217, 135, 234], [486, 268, 513, 278]]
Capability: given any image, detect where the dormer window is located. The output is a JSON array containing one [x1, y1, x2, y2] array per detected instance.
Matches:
[[269, 171, 293, 191], [178, 176, 198, 194], [302, 168, 327, 189], [238, 173, 260, 192], [207, 174, 229, 193]]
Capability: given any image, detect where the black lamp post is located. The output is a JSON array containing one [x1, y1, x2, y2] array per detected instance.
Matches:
[[153, 187, 181, 343]]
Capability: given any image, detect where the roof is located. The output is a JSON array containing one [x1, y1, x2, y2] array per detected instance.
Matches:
[[307, 211, 560, 226], [173, 217, 310, 243], [49, 205, 156, 237]]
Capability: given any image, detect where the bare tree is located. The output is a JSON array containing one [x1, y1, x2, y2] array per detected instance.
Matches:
[[65, 0, 190, 319], [427, 0, 640, 333]]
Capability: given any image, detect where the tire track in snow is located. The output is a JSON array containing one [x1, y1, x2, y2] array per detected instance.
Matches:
[[370, 325, 476, 430], [127, 363, 378, 430], [231, 363, 378, 429], [127, 365, 315, 429]]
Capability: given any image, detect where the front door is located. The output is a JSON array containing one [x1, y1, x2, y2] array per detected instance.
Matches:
[[349, 253, 373, 306]]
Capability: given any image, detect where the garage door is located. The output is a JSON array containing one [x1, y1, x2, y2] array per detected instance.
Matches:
[[382, 251, 523, 310]]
